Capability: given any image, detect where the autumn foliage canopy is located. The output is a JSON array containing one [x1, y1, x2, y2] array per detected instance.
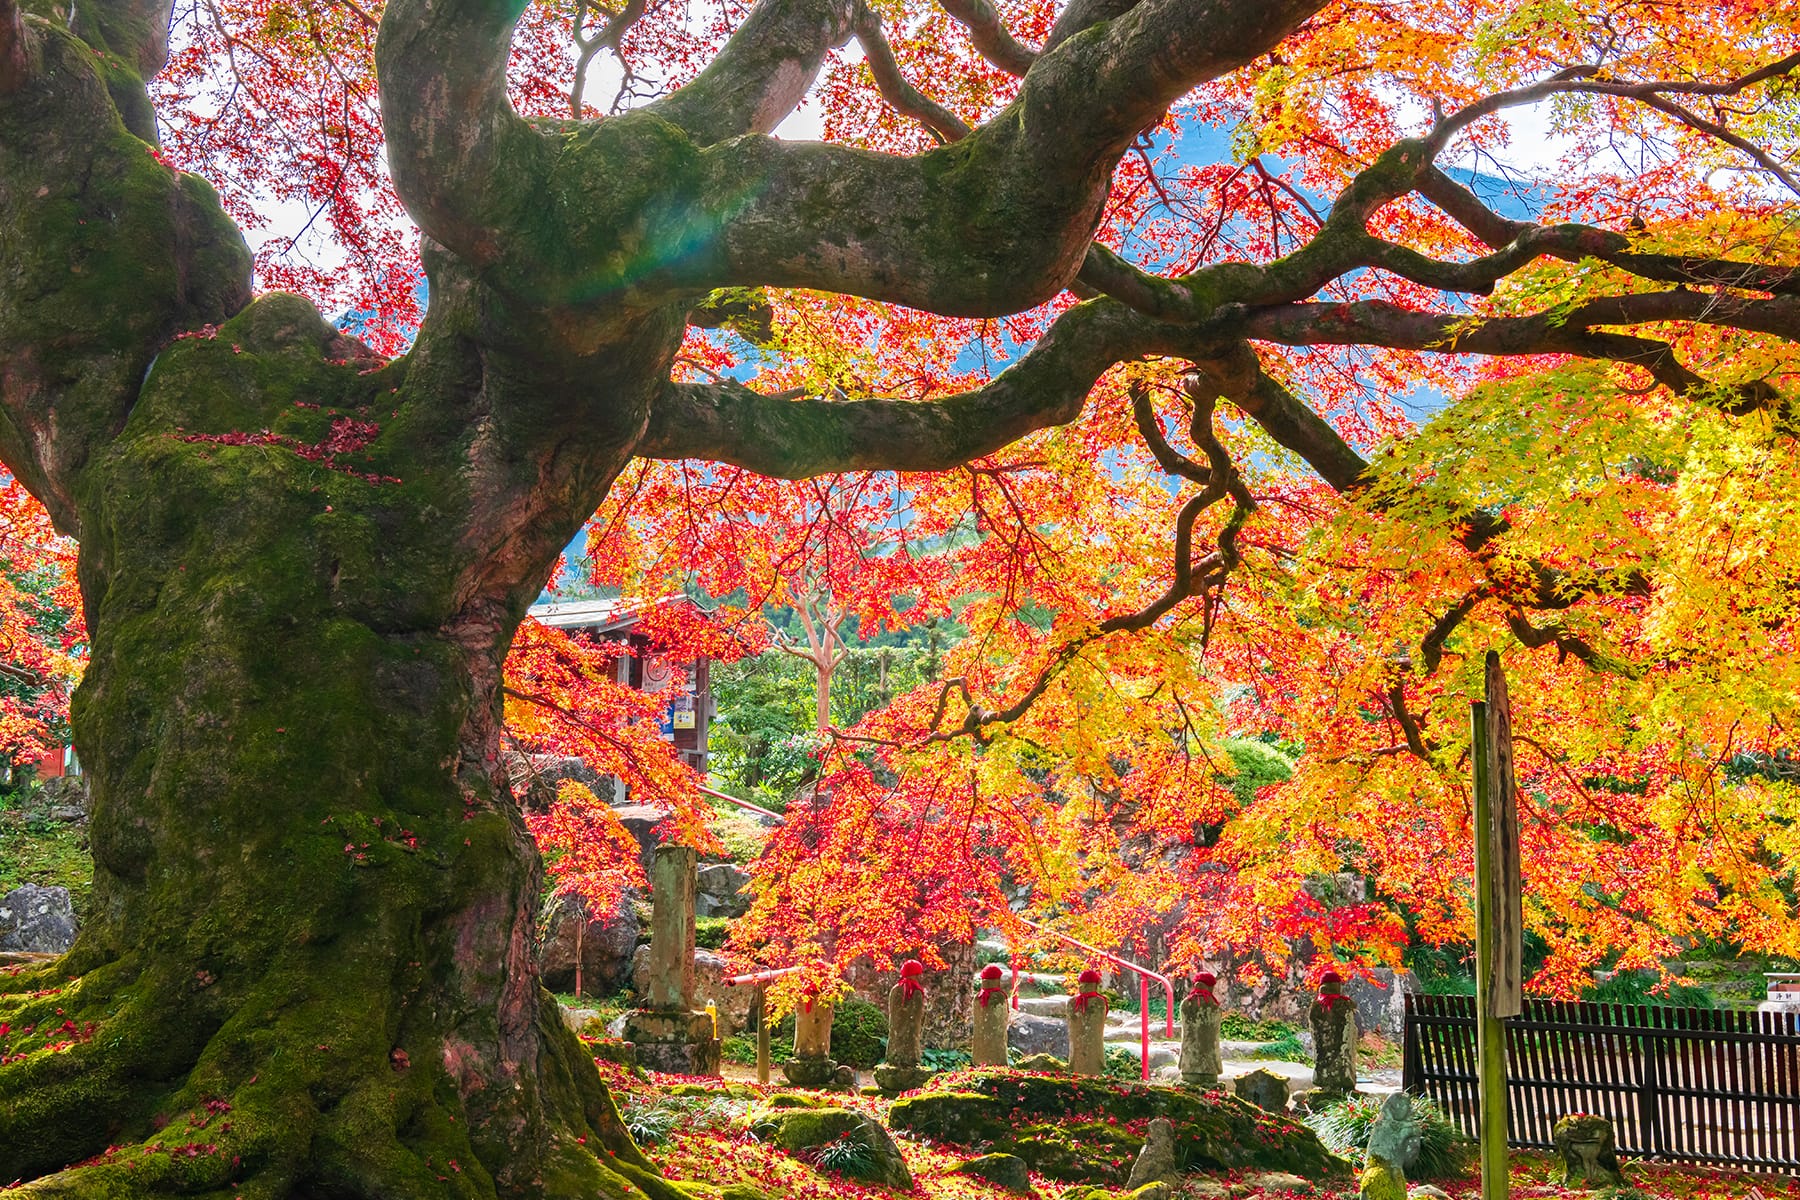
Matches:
[[10, 0, 1800, 996]]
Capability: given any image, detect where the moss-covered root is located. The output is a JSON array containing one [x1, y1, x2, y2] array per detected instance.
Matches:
[[0, 951, 689, 1199]]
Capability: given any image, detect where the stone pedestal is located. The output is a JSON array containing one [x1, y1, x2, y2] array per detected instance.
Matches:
[[1309, 971, 1358, 1097], [620, 845, 721, 1076], [782, 998, 837, 1087], [1359, 1091, 1422, 1200], [875, 963, 935, 1092], [971, 965, 1010, 1066], [1067, 970, 1108, 1076], [1179, 974, 1224, 1085]]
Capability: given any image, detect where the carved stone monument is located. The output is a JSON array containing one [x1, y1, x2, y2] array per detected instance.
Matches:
[[1358, 1091, 1422, 1200], [1179, 970, 1224, 1085], [1552, 1113, 1626, 1189], [875, 959, 934, 1092], [1067, 968, 1109, 1076], [971, 964, 1010, 1067], [781, 995, 837, 1087], [1308, 970, 1358, 1097], [621, 845, 721, 1075]]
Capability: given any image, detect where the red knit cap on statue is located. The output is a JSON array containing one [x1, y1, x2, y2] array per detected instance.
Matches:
[[981, 964, 1004, 980], [1078, 969, 1102, 985], [901, 960, 924, 977]]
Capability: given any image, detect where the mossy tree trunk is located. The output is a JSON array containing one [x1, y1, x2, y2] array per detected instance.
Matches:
[[0, 0, 1343, 1190]]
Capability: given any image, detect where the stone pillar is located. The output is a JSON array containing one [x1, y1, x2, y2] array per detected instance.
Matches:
[[1179, 971, 1224, 1086], [621, 845, 721, 1075], [971, 964, 1010, 1067], [876, 960, 934, 1092], [1309, 970, 1358, 1097], [782, 995, 837, 1087], [1067, 968, 1108, 1076], [646, 844, 696, 1008]]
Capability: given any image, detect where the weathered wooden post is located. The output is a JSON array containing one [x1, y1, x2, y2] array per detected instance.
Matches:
[[754, 984, 770, 1084], [1472, 650, 1523, 1200]]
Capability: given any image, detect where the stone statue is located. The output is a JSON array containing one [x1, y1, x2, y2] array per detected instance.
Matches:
[[1358, 1091, 1421, 1200], [1552, 1113, 1626, 1189], [1179, 971, 1224, 1085], [972, 963, 1010, 1067], [781, 995, 837, 1087], [875, 959, 934, 1092], [1308, 970, 1358, 1097], [1067, 968, 1109, 1076]]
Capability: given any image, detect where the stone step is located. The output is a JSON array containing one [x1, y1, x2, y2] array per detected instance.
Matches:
[[1016, 995, 1069, 1018]]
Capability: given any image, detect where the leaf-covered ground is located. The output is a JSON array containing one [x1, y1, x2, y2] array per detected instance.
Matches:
[[598, 1061, 1798, 1200]]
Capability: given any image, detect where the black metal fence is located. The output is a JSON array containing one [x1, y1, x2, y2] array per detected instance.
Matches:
[[1402, 992, 1800, 1173]]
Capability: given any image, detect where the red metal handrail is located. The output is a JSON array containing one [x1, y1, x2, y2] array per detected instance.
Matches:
[[699, 782, 787, 825], [721, 965, 804, 988], [1012, 916, 1176, 1081]]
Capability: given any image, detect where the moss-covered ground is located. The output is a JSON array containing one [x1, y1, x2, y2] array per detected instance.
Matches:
[[583, 1057, 1800, 1200]]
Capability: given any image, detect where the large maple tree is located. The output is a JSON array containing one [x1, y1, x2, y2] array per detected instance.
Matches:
[[1, 0, 1796, 1191]]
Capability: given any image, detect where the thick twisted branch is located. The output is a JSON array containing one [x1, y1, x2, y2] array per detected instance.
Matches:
[[936, 0, 1036, 76]]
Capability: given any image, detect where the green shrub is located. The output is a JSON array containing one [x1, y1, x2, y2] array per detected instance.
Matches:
[[920, 1047, 971, 1072], [809, 1130, 877, 1179], [1220, 1013, 1297, 1041], [1249, 1033, 1312, 1064], [695, 916, 731, 950], [721, 1033, 759, 1065], [829, 998, 889, 1068], [1583, 969, 1714, 1009], [1304, 1093, 1472, 1180], [768, 997, 888, 1067], [1103, 1045, 1139, 1079]]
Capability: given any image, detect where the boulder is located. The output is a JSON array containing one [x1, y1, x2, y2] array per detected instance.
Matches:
[[953, 1153, 1033, 1194], [1234, 1068, 1291, 1113], [1407, 1187, 1451, 1200], [610, 804, 668, 868], [695, 861, 752, 918], [1007, 1013, 1070, 1060], [748, 1104, 913, 1190], [539, 892, 639, 996], [1339, 969, 1419, 1041], [0, 885, 76, 954], [1012, 1052, 1066, 1072], [888, 1070, 1349, 1186], [1125, 1117, 1178, 1189]]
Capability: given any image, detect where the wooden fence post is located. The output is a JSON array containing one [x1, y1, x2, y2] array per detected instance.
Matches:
[[1473, 692, 1511, 1200]]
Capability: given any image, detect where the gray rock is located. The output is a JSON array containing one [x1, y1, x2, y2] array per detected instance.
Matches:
[[1407, 1187, 1451, 1200], [953, 1152, 1033, 1194], [695, 861, 751, 918], [611, 804, 668, 868], [0, 884, 76, 954], [561, 1006, 603, 1033], [539, 891, 640, 996], [1126, 1117, 1179, 1189], [1340, 968, 1419, 1041], [1007, 1013, 1070, 1060], [1234, 1067, 1291, 1112]]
